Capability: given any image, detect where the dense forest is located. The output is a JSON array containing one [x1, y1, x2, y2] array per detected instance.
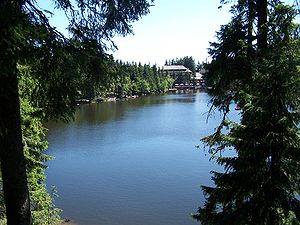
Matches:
[[79, 57, 174, 101]]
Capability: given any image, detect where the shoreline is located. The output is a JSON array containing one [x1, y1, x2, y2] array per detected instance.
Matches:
[[76, 94, 142, 105]]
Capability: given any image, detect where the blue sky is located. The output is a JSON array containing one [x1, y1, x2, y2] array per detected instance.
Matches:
[[40, 0, 232, 66], [39, 0, 297, 66], [112, 0, 232, 66]]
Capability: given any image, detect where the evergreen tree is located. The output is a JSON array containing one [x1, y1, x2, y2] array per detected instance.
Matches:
[[194, 1, 300, 224], [18, 66, 61, 224]]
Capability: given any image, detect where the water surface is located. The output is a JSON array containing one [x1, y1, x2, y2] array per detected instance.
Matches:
[[46, 92, 239, 225]]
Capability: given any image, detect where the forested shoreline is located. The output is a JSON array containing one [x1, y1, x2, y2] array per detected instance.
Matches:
[[77, 57, 174, 102]]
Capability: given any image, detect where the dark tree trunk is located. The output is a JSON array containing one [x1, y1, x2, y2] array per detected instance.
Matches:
[[0, 76, 32, 225], [0, 0, 32, 224], [247, 0, 255, 56], [257, 0, 268, 51]]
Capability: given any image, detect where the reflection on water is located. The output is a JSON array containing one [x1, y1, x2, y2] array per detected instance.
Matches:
[[47, 94, 202, 127], [45, 92, 240, 225]]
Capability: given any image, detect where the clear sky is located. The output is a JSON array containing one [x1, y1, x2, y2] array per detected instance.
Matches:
[[37, 0, 298, 66], [40, 0, 232, 66], [111, 0, 232, 66]]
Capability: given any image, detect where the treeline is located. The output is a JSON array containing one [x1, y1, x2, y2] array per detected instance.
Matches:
[[79, 57, 174, 100]]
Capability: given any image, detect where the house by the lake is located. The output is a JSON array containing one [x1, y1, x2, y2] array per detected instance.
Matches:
[[162, 65, 192, 76], [162, 65, 193, 84]]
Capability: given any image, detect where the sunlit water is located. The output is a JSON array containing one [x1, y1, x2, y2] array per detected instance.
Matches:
[[45, 92, 240, 225]]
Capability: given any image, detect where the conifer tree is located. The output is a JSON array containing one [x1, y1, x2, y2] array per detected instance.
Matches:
[[194, 1, 300, 224]]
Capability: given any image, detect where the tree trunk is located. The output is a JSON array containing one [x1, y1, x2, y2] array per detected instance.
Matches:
[[0, 0, 32, 224], [247, 0, 255, 56], [257, 0, 268, 51], [0, 76, 32, 225]]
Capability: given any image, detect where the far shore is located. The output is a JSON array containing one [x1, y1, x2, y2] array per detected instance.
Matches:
[[76, 94, 141, 105]]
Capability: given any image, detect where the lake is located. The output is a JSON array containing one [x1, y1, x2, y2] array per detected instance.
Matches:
[[45, 92, 240, 225]]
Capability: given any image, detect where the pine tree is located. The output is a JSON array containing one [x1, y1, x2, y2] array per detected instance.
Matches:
[[194, 1, 300, 224]]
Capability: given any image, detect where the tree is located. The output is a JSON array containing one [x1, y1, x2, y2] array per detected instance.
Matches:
[[18, 68, 61, 224], [194, 1, 300, 224], [0, 0, 153, 224]]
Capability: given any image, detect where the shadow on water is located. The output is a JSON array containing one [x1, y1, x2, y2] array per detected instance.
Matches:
[[46, 92, 203, 127]]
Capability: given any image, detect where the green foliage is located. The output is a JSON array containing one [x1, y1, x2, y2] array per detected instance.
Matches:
[[78, 60, 174, 100], [0, 64, 62, 224], [18, 66, 61, 225], [194, 1, 300, 224]]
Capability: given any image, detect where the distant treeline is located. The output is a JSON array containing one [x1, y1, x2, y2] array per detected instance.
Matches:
[[79, 56, 174, 100]]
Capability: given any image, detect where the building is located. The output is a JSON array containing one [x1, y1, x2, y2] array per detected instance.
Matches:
[[162, 65, 193, 84], [162, 65, 192, 74], [191, 72, 205, 87]]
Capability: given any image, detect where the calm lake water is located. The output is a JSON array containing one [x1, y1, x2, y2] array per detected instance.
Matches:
[[45, 92, 240, 225]]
